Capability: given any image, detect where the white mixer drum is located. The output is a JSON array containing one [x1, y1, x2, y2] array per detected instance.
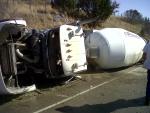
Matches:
[[85, 28, 146, 69]]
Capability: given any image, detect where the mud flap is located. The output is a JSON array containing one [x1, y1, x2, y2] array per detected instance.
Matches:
[[0, 66, 36, 95], [60, 25, 87, 75]]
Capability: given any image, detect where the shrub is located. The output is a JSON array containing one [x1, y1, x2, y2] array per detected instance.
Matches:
[[60, 0, 119, 21]]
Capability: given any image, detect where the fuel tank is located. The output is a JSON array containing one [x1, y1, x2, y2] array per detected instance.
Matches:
[[85, 28, 146, 69], [0, 19, 27, 28]]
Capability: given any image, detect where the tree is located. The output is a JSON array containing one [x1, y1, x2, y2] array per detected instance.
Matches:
[[92, 0, 119, 20], [139, 16, 150, 38], [60, 0, 119, 21], [143, 17, 150, 24], [60, 0, 76, 12], [123, 9, 143, 23]]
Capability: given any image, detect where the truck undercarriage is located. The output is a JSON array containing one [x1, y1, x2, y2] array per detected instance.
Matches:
[[0, 19, 87, 94]]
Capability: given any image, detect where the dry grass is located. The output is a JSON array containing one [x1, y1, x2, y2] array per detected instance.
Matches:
[[81, 16, 142, 36], [0, 1, 143, 36], [0, 1, 75, 29], [102, 16, 142, 34]]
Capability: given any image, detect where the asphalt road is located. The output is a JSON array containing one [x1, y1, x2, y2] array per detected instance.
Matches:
[[0, 65, 150, 113]]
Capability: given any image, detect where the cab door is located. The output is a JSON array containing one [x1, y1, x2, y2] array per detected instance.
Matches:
[[59, 25, 87, 75]]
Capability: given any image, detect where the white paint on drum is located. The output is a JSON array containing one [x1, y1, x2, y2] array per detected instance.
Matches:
[[85, 28, 146, 69]]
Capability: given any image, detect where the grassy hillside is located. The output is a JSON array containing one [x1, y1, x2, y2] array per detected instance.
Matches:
[[0, 1, 146, 38], [0, 1, 74, 29], [102, 16, 142, 34]]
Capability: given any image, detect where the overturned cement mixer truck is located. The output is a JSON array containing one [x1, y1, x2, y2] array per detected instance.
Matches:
[[0, 19, 146, 95], [0, 19, 87, 94]]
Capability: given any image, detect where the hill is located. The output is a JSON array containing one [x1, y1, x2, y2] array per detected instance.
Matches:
[[0, 1, 146, 39]]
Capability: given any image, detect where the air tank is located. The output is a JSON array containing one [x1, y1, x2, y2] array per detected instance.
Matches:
[[85, 28, 146, 69]]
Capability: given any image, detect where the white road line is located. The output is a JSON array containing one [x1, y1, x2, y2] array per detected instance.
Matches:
[[128, 67, 146, 74], [33, 67, 140, 113], [33, 77, 120, 113], [128, 67, 141, 73]]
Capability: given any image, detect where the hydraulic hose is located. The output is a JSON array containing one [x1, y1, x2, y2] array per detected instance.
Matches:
[[16, 49, 39, 64]]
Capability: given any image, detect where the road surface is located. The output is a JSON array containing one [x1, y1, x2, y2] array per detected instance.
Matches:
[[0, 65, 150, 113]]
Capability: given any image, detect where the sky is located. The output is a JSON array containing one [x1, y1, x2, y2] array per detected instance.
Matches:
[[114, 0, 150, 18]]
